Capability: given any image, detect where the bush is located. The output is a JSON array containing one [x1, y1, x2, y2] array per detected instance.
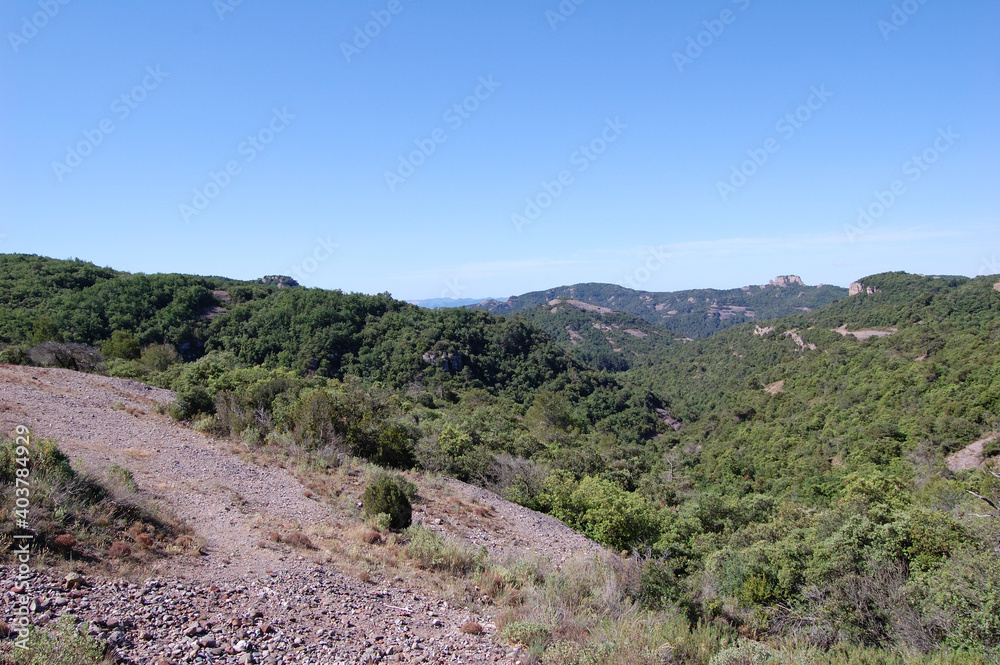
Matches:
[[0, 345, 30, 365], [105, 462, 138, 492], [101, 330, 140, 360], [140, 343, 180, 371], [917, 547, 1000, 649], [501, 621, 552, 649], [709, 639, 774, 665], [983, 438, 1000, 459], [27, 342, 103, 372], [169, 387, 214, 421], [0, 617, 110, 665], [403, 525, 485, 575], [541, 472, 661, 551], [362, 473, 413, 530]]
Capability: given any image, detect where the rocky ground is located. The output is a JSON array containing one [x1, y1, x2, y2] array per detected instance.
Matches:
[[0, 365, 607, 663], [2, 564, 511, 664]]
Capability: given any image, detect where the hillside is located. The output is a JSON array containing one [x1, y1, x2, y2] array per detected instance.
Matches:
[[471, 276, 849, 339], [507, 298, 675, 372], [0, 365, 609, 664], [625, 272, 1000, 494], [2, 255, 999, 662]]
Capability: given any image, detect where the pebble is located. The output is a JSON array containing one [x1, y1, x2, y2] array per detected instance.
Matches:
[[0, 565, 512, 664]]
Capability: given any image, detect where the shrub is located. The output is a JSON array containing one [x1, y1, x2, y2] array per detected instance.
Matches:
[[404, 525, 485, 575], [709, 639, 774, 665], [363, 473, 413, 530], [31, 316, 61, 344], [983, 438, 1000, 459], [107, 541, 132, 559], [0, 345, 30, 365], [501, 621, 552, 649], [169, 387, 214, 421], [52, 534, 77, 554], [283, 531, 315, 549], [917, 547, 1000, 649], [27, 342, 103, 372], [140, 343, 180, 371], [541, 472, 661, 551], [460, 620, 484, 635], [101, 330, 140, 360], [0, 617, 110, 665], [105, 463, 138, 492]]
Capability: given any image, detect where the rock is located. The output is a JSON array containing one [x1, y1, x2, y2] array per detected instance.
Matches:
[[259, 275, 299, 288], [64, 572, 85, 590], [769, 275, 805, 288], [849, 280, 881, 296]]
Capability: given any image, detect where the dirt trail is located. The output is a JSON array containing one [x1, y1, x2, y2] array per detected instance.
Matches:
[[946, 432, 999, 472], [0, 364, 607, 663], [0, 364, 327, 581]]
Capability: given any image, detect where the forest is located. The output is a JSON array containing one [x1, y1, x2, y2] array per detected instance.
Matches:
[[1, 254, 998, 662]]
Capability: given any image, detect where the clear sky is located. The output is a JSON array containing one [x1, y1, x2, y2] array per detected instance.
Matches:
[[1, 1, 998, 301]]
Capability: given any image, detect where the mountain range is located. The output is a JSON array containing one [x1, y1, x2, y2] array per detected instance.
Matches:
[[469, 276, 848, 339]]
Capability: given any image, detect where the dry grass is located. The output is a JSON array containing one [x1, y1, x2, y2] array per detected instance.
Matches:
[[461, 620, 484, 635], [282, 531, 315, 549], [110, 401, 145, 417]]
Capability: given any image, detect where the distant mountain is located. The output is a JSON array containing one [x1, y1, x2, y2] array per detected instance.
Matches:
[[470, 276, 848, 338], [408, 297, 499, 309]]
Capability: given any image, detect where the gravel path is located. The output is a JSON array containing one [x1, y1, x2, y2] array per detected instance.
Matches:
[[0, 365, 330, 582], [0, 364, 607, 663]]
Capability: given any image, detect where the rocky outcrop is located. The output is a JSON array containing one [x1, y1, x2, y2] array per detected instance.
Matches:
[[769, 275, 805, 288], [655, 408, 683, 431], [849, 281, 881, 296], [549, 298, 615, 315], [833, 325, 897, 340], [422, 351, 463, 373], [259, 275, 299, 288]]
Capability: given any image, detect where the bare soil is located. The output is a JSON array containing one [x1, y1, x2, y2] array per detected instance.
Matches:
[[0, 364, 607, 663]]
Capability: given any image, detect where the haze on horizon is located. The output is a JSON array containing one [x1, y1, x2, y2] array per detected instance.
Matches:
[[1, 1, 997, 301]]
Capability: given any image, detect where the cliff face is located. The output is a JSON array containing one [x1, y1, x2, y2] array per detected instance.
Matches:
[[769, 275, 805, 288], [849, 281, 881, 296]]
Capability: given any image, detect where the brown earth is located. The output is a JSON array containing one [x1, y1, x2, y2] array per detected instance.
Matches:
[[946, 433, 999, 473], [0, 365, 607, 663]]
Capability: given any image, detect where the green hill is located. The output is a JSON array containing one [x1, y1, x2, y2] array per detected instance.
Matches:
[[2, 254, 999, 657], [471, 277, 849, 339], [508, 298, 674, 372]]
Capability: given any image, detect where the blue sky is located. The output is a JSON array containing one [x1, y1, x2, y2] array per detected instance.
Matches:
[[1, 1, 998, 301]]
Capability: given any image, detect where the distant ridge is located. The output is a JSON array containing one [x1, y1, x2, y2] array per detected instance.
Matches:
[[470, 277, 848, 339]]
